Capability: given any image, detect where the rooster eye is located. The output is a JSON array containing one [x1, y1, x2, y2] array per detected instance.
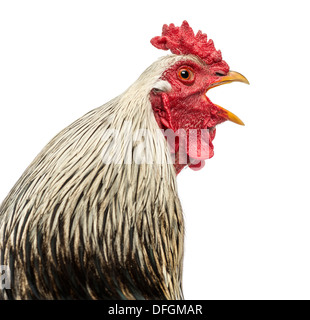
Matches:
[[180, 70, 189, 79], [178, 67, 194, 83]]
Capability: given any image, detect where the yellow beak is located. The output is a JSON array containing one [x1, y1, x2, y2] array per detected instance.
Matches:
[[210, 71, 250, 89], [214, 104, 245, 126], [209, 71, 249, 126]]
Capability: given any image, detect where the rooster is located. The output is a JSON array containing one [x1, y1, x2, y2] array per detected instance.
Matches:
[[0, 21, 248, 300]]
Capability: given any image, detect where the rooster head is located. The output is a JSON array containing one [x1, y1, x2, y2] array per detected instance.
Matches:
[[149, 21, 249, 174]]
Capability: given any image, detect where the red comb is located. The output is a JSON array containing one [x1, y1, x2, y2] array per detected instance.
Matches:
[[151, 21, 229, 72]]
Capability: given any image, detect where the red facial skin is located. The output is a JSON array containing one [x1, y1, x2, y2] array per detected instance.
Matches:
[[150, 59, 229, 174]]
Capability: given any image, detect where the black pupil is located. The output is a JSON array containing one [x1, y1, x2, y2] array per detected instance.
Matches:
[[180, 70, 189, 79]]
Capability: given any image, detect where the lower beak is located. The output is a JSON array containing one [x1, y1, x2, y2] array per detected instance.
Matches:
[[215, 104, 245, 126], [209, 71, 249, 126]]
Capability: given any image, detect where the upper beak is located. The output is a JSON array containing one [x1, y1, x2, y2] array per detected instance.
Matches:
[[210, 71, 250, 89], [208, 71, 249, 126]]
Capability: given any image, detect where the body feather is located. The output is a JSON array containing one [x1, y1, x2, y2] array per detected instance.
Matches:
[[0, 55, 187, 300]]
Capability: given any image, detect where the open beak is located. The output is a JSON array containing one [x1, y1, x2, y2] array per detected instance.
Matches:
[[214, 104, 245, 126], [209, 71, 249, 126]]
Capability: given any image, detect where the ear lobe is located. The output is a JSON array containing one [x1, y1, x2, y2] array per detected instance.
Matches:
[[153, 80, 172, 92]]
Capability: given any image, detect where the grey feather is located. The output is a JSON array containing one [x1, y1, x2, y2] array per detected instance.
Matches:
[[0, 54, 196, 300]]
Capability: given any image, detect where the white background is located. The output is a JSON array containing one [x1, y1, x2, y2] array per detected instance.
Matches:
[[0, 0, 309, 299]]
